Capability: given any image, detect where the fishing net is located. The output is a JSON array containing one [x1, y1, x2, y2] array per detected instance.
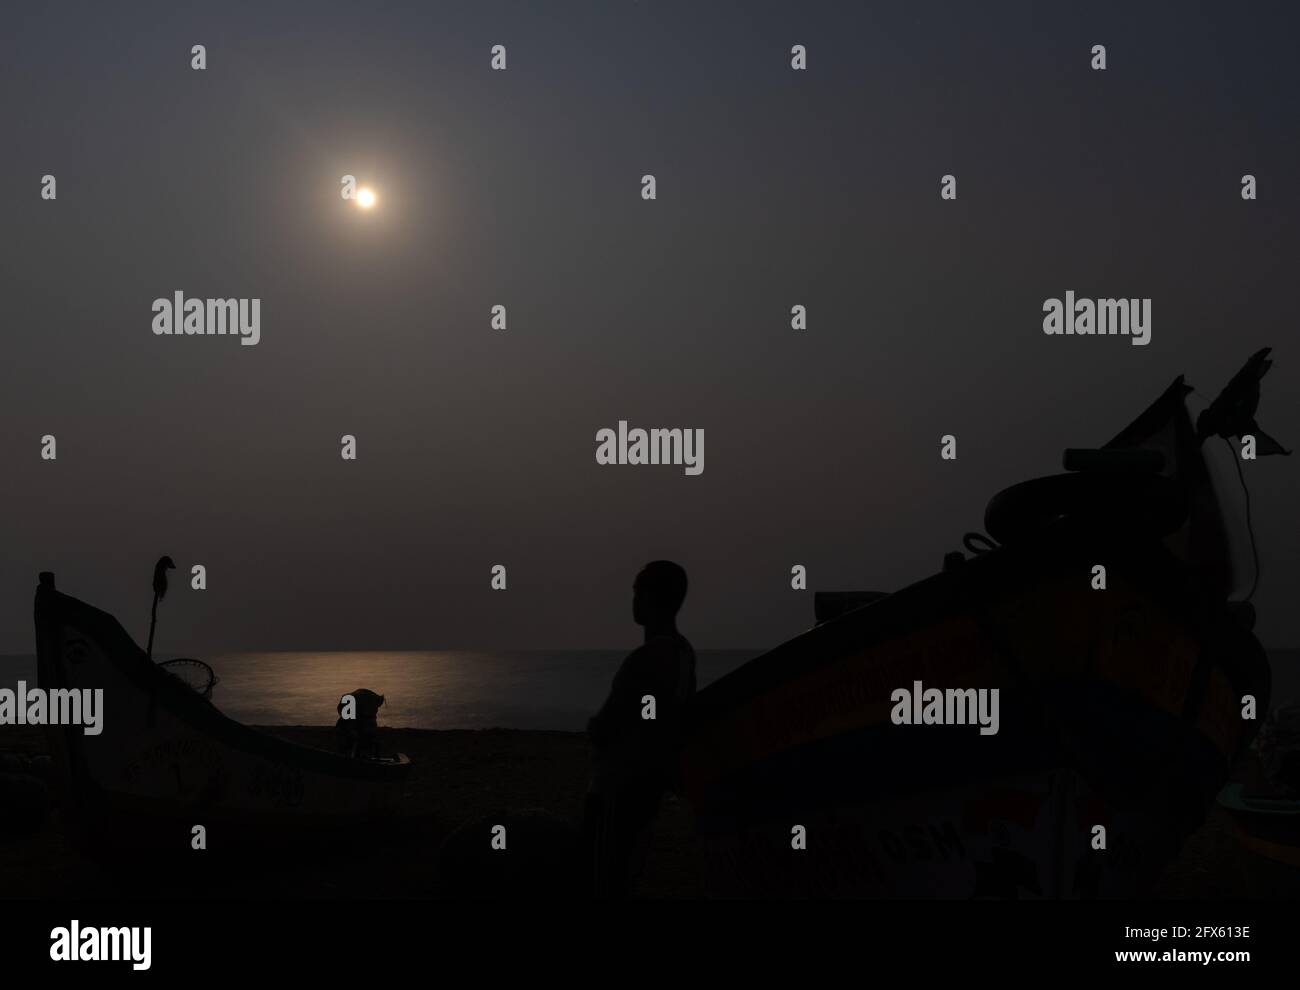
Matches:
[[158, 658, 219, 699]]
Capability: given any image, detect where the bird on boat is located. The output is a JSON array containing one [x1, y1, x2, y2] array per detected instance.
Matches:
[[1195, 347, 1291, 455]]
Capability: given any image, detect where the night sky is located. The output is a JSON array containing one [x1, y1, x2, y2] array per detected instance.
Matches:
[[1, 0, 1296, 653]]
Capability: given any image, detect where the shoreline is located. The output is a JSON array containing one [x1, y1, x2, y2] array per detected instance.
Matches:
[[1, 724, 1295, 899], [0, 724, 702, 899]]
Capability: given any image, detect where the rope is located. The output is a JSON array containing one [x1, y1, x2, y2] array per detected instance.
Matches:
[[1223, 437, 1260, 601]]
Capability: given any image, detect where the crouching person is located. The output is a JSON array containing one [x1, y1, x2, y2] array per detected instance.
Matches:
[[336, 688, 386, 758]]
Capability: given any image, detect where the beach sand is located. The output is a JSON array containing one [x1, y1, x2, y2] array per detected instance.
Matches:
[[0, 725, 702, 899], [0, 724, 1295, 899]]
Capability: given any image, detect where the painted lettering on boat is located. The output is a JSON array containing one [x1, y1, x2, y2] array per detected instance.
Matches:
[[121, 737, 225, 787], [877, 821, 967, 863], [700, 822, 892, 895], [246, 762, 305, 807]]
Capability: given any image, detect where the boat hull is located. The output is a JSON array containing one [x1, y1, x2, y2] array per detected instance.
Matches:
[[34, 576, 411, 850], [680, 526, 1269, 898]]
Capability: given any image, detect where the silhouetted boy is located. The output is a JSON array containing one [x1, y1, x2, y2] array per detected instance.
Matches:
[[585, 560, 696, 897], [336, 688, 386, 758]]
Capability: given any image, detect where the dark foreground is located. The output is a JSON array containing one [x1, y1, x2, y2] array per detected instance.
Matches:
[[0, 725, 1296, 899]]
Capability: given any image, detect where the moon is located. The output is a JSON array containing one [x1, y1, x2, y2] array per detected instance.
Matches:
[[356, 188, 376, 209]]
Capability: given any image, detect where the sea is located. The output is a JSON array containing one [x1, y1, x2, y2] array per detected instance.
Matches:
[[1, 648, 1295, 732], [0, 649, 757, 731]]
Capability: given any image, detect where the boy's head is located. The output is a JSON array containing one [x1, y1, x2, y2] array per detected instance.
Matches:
[[338, 688, 386, 723], [632, 560, 688, 627]]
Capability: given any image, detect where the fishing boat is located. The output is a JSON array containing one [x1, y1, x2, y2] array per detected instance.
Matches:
[[680, 351, 1283, 898], [33, 574, 411, 851]]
